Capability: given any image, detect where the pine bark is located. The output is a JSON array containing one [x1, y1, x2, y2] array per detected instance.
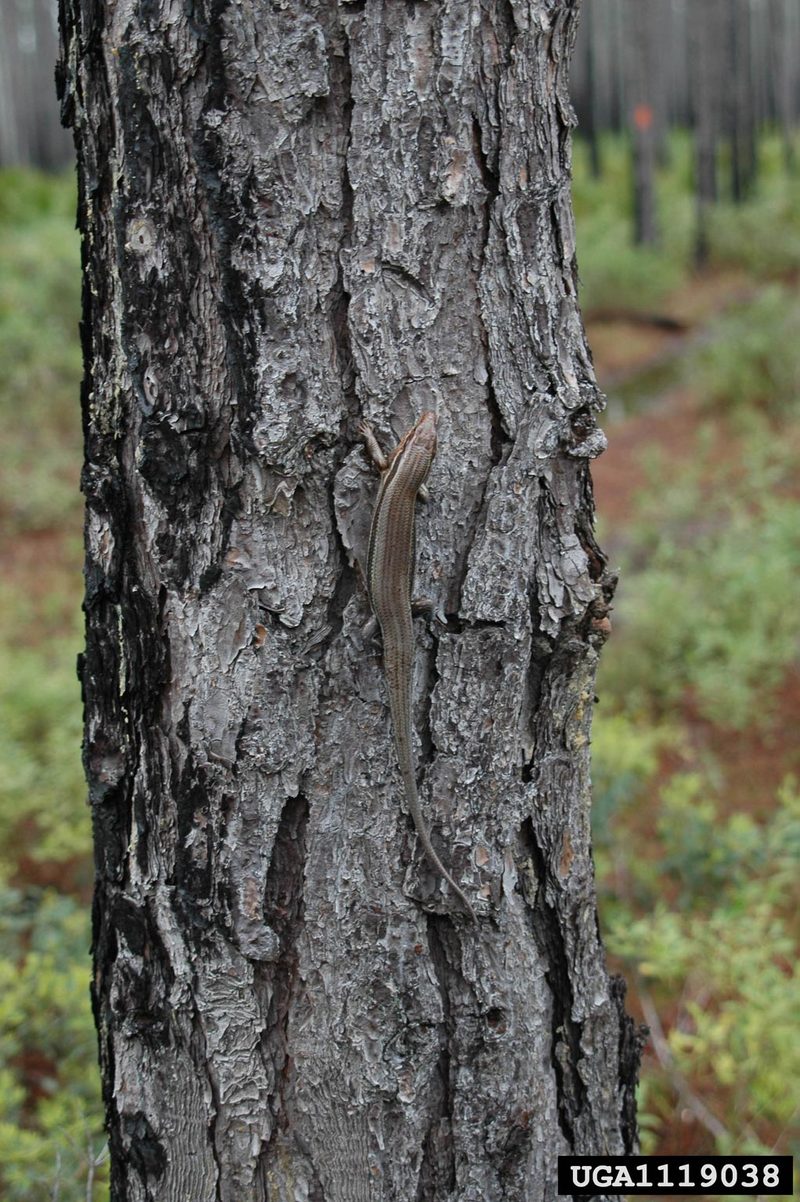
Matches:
[[58, 2, 639, 1199]]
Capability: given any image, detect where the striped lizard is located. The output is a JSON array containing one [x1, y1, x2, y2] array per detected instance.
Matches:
[[359, 411, 476, 920]]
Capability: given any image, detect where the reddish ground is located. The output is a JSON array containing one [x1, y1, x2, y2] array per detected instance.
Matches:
[[589, 302, 800, 823], [589, 284, 799, 1170]]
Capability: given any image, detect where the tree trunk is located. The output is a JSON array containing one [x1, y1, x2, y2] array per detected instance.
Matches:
[[58, 1, 639, 1199], [0, 0, 72, 169], [583, 0, 603, 177], [690, 0, 722, 264], [772, 0, 798, 171], [626, 0, 660, 245], [728, 0, 757, 202]]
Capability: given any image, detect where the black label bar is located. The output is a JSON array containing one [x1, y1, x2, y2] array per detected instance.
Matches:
[[557, 1155, 794, 1196]]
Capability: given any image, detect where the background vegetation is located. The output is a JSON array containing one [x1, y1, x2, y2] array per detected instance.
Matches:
[[575, 132, 800, 1179], [0, 130, 798, 1195]]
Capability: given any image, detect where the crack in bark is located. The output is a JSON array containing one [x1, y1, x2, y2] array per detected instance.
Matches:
[[259, 791, 309, 1151], [334, 13, 358, 433], [472, 112, 507, 472], [520, 817, 586, 1149], [419, 914, 458, 1198]]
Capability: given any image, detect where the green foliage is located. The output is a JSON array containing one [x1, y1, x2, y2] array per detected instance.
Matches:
[[0, 169, 82, 532], [0, 168, 100, 1198], [707, 146, 800, 277], [0, 628, 89, 877], [607, 779, 800, 1151], [0, 889, 107, 1201], [590, 711, 667, 831], [572, 135, 690, 313], [0, 168, 77, 227], [572, 131, 800, 315], [598, 434, 800, 729], [687, 284, 800, 414]]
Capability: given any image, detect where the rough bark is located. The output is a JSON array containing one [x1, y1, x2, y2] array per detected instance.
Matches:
[[58, 1, 639, 1199]]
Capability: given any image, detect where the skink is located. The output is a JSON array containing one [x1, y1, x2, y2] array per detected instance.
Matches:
[[359, 411, 476, 920]]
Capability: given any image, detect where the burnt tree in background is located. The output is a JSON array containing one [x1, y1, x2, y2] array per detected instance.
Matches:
[[772, 0, 799, 169], [625, 0, 660, 246], [727, 0, 758, 202], [58, 0, 639, 1199], [571, 0, 800, 249], [0, 0, 72, 169], [690, 0, 724, 264]]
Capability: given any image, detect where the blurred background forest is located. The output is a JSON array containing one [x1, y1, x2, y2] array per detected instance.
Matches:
[[0, 0, 798, 1197]]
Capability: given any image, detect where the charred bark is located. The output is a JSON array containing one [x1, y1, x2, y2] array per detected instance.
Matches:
[[58, 1, 639, 1199]]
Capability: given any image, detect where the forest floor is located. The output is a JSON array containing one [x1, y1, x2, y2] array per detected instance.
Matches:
[[584, 258, 800, 1164], [589, 299, 800, 827]]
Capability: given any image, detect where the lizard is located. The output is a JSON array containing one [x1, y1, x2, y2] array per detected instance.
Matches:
[[358, 410, 476, 920]]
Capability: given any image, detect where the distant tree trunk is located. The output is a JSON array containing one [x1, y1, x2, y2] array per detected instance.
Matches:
[[32, 0, 73, 170], [773, 0, 799, 170], [610, 0, 627, 133], [728, 0, 758, 202], [626, 0, 660, 245], [669, 0, 692, 129], [690, 0, 722, 264], [58, 1, 640, 1198], [0, 0, 72, 169], [574, 0, 602, 177], [0, 0, 23, 165]]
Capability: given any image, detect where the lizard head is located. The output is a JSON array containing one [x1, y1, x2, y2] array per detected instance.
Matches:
[[410, 410, 438, 459]]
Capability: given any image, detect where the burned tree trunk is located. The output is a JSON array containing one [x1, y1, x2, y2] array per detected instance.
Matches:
[[690, 0, 723, 264], [625, 0, 660, 246], [58, 1, 638, 1198]]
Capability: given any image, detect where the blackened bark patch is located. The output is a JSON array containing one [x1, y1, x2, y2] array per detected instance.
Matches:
[[612, 974, 645, 1154], [175, 754, 214, 902], [91, 883, 125, 1201], [124, 1111, 168, 1182], [259, 793, 308, 1153]]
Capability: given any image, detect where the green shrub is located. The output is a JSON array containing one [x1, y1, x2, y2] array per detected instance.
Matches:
[[707, 151, 800, 277], [572, 130, 800, 313], [0, 889, 106, 1201], [687, 284, 800, 414], [0, 170, 81, 532], [590, 711, 667, 832], [607, 778, 800, 1153], [598, 445, 800, 729], [0, 631, 89, 879], [572, 134, 690, 313]]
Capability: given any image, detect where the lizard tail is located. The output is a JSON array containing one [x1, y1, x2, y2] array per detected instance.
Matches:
[[402, 772, 477, 921]]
